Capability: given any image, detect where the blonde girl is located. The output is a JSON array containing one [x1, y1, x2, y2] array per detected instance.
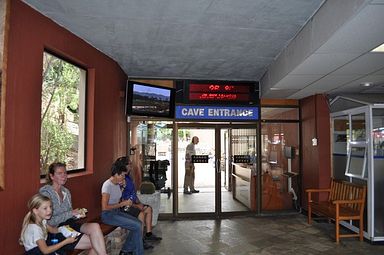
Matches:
[[20, 194, 78, 255]]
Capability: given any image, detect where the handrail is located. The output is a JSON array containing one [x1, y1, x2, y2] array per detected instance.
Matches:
[[232, 173, 250, 182]]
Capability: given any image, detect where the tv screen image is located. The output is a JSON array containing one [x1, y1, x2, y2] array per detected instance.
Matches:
[[126, 81, 175, 118]]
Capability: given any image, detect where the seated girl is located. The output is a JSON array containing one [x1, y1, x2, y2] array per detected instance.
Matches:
[[20, 194, 80, 255]]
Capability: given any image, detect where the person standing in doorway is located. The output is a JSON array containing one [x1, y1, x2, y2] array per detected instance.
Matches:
[[184, 136, 200, 194]]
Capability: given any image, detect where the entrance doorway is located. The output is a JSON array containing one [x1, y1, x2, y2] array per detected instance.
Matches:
[[176, 124, 257, 216], [128, 106, 301, 218]]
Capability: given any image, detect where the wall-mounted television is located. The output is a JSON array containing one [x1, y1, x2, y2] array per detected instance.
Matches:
[[125, 81, 175, 118]]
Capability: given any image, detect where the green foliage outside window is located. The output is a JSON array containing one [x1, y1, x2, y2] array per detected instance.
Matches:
[[40, 52, 84, 175]]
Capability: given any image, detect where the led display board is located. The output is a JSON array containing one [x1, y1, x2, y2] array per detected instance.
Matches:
[[188, 83, 252, 103]]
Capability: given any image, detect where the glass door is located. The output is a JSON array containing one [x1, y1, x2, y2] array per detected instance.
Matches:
[[177, 127, 216, 214], [221, 127, 256, 213], [177, 124, 256, 215]]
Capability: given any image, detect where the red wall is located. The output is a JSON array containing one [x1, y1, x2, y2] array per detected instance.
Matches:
[[300, 94, 331, 207], [0, 1, 127, 254]]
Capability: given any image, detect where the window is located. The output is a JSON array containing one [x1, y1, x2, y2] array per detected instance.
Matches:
[[372, 109, 384, 157], [332, 115, 350, 180], [345, 145, 367, 179], [261, 122, 300, 211], [332, 116, 349, 154], [261, 107, 299, 120], [40, 52, 86, 175], [351, 113, 366, 142]]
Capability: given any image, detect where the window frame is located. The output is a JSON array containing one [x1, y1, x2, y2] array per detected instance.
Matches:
[[40, 50, 88, 178], [345, 142, 367, 180]]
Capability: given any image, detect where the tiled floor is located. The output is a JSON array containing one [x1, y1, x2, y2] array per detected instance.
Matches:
[[160, 188, 248, 214], [146, 214, 384, 255]]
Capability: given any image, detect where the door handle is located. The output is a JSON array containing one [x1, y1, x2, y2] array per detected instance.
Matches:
[[216, 158, 220, 174]]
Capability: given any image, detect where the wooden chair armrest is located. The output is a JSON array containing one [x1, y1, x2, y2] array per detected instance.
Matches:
[[306, 188, 331, 193], [307, 188, 331, 204]]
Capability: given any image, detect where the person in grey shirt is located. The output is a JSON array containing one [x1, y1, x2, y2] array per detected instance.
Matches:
[[183, 136, 200, 194], [101, 161, 145, 255], [40, 162, 107, 255]]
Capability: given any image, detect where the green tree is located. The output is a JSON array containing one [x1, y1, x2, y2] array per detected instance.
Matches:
[[156, 126, 172, 141], [40, 53, 81, 174]]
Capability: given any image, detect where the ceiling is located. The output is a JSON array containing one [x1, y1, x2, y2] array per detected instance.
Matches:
[[23, 0, 384, 99]]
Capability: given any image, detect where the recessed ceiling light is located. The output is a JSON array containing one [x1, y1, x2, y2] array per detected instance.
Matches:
[[371, 43, 384, 52], [360, 82, 372, 87]]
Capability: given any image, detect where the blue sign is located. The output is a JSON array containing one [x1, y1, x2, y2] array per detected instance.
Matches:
[[176, 105, 259, 120]]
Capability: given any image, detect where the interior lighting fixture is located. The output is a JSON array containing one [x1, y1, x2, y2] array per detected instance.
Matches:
[[371, 43, 384, 52], [360, 82, 372, 87]]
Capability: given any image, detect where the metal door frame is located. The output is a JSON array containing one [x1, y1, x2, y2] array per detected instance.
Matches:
[[173, 122, 258, 219]]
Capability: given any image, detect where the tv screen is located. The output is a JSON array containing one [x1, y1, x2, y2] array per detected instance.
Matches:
[[126, 81, 175, 118]]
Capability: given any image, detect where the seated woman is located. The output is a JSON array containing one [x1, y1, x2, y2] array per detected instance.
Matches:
[[39, 162, 107, 255], [114, 156, 162, 242], [101, 161, 145, 255]]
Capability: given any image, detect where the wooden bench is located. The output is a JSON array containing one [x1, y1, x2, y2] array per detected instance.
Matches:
[[69, 217, 117, 255], [306, 179, 366, 243]]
